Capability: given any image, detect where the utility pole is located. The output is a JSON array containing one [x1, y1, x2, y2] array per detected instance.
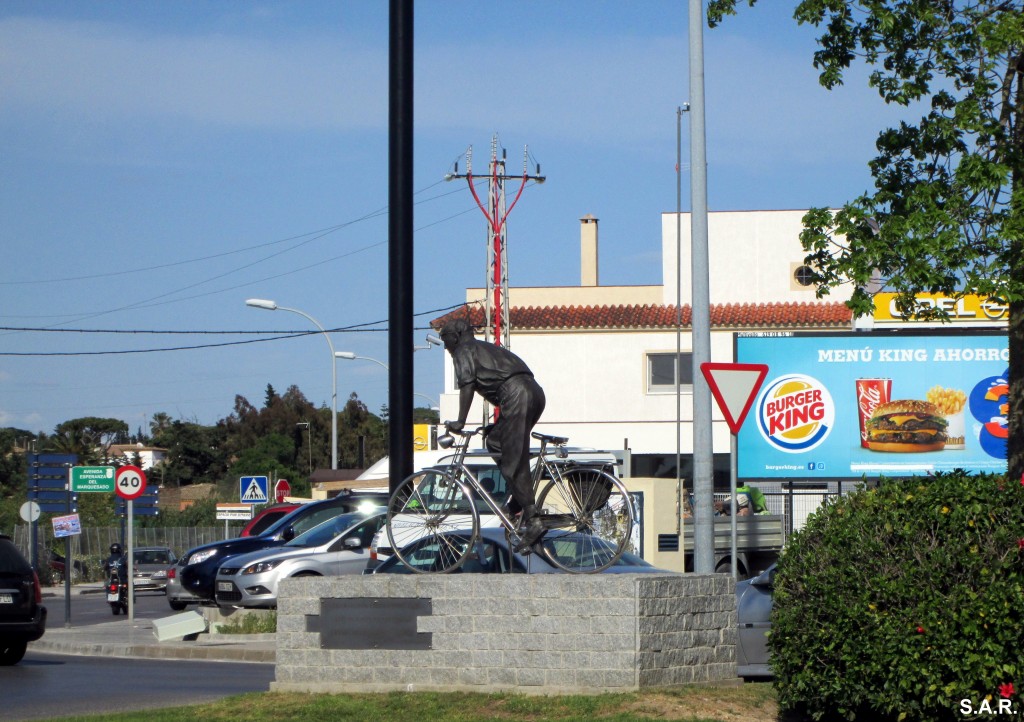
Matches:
[[446, 135, 545, 349]]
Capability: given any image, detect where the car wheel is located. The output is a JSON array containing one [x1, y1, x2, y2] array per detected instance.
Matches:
[[169, 600, 188, 611], [0, 640, 28, 665]]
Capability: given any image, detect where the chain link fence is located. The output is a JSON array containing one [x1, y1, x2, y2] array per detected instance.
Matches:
[[9, 524, 244, 584]]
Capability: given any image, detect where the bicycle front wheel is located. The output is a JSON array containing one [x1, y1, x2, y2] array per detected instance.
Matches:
[[385, 470, 480, 573], [535, 468, 635, 573]]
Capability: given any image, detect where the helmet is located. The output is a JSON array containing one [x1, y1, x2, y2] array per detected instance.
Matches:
[[109, 543, 123, 556]]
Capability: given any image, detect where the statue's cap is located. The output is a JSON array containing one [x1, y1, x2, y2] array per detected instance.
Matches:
[[440, 318, 473, 339]]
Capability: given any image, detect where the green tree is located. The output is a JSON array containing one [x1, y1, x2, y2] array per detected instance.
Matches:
[[708, 0, 1024, 479], [47, 417, 129, 464], [154, 420, 228, 487], [149, 412, 172, 438], [338, 393, 387, 468]]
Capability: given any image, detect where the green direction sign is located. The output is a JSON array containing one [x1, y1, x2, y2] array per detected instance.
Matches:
[[70, 466, 115, 493]]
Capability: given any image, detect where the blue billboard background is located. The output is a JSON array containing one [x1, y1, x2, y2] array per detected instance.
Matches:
[[735, 331, 1008, 480]]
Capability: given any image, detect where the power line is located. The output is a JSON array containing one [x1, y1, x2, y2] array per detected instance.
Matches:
[[0, 303, 466, 356], [0, 179, 462, 287]]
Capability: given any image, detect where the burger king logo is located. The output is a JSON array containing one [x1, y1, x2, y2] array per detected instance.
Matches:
[[756, 374, 835, 452]]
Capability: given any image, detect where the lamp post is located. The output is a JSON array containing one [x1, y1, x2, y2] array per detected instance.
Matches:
[[336, 351, 439, 414], [415, 334, 443, 351], [246, 298, 338, 470], [413, 393, 439, 409], [335, 351, 389, 371]]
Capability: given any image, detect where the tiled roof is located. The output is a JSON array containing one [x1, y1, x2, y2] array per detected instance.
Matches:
[[433, 301, 852, 330]]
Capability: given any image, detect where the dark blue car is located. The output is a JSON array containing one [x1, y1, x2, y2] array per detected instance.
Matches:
[[175, 491, 387, 606]]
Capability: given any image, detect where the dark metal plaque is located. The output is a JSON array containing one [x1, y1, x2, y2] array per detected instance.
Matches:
[[306, 597, 433, 650]]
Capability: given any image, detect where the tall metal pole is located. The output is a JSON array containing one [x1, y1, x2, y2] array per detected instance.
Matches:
[[676, 105, 685, 541], [287, 309, 337, 470], [388, 0, 414, 493], [689, 0, 715, 573]]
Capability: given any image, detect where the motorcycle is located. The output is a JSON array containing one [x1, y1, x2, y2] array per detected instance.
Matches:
[[106, 560, 132, 616]]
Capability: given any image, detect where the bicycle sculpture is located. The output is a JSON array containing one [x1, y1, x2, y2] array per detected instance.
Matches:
[[384, 424, 635, 573]]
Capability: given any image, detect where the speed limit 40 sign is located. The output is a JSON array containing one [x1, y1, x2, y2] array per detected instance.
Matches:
[[115, 465, 148, 500]]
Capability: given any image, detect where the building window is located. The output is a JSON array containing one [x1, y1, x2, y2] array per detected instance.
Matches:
[[647, 352, 693, 392], [793, 264, 816, 287]]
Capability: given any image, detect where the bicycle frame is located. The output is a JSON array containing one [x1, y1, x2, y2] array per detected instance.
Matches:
[[435, 427, 520, 542]]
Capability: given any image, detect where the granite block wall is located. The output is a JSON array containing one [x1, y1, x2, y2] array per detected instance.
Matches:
[[271, 573, 736, 694]]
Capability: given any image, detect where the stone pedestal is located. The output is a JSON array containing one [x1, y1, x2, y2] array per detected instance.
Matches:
[[272, 574, 736, 694]]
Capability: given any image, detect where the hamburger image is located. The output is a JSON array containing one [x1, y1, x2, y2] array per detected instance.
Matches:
[[864, 399, 948, 452]]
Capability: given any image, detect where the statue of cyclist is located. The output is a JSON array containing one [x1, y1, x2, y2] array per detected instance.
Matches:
[[438, 318, 547, 551]]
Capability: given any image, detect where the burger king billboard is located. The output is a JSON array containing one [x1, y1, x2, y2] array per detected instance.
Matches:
[[735, 329, 1008, 480]]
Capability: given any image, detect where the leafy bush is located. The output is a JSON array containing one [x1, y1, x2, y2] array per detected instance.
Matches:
[[771, 471, 1024, 721]]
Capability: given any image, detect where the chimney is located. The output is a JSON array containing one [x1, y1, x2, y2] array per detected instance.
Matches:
[[580, 214, 598, 286]]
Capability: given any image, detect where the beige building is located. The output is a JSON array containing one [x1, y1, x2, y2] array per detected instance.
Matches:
[[436, 209, 852, 475]]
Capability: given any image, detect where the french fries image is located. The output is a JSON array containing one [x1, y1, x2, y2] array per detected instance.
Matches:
[[926, 386, 966, 416]]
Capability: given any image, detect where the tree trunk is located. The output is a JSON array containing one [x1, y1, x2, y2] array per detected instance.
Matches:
[[1008, 53, 1024, 483]]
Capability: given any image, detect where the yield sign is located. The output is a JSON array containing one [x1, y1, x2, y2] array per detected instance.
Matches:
[[700, 362, 769, 435]]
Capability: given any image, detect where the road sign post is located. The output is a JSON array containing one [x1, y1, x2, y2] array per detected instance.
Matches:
[[115, 466, 147, 625], [700, 362, 769, 580]]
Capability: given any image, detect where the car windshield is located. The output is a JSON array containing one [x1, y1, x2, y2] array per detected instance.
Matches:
[[285, 512, 361, 548], [134, 549, 173, 565], [542, 534, 650, 568]]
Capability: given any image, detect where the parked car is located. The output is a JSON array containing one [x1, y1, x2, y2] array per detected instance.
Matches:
[[736, 563, 776, 678], [366, 447, 620, 569], [0, 534, 47, 665], [367, 526, 670, 575], [166, 559, 204, 611], [46, 548, 88, 584], [241, 502, 303, 537], [131, 546, 177, 593], [215, 512, 385, 608], [176, 490, 388, 605]]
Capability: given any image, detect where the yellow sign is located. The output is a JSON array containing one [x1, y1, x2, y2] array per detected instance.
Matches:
[[873, 293, 1008, 323], [413, 423, 431, 451]]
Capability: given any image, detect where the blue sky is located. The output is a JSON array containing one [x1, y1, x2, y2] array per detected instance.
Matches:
[[0, 1, 905, 437]]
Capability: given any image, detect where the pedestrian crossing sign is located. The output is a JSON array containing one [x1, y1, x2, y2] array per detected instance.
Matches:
[[239, 476, 269, 504]]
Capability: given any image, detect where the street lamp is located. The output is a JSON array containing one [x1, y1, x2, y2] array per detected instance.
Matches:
[[336, 352, 439, 412], [335, 351, 389, 371], [415, 334, 443, 351], [246, 298, 338, 470], [413, 393, 439, 409]]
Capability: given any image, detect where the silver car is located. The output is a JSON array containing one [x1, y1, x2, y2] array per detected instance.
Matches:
[[166, 557, 204, 611], [736, 563, 776, 678], [214, 512, 384, 608], [367, 526, 671, 575], [131, 546, 177, 593]]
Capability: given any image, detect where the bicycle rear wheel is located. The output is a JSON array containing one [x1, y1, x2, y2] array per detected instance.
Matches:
[[535, 468, 635, 573], [385, 470, 480, 573]]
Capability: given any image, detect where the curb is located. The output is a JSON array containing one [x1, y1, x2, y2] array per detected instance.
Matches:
[[31, 635, 276, 663]]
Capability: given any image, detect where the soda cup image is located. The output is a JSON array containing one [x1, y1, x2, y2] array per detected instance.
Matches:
[[856, 378, 892, 448]]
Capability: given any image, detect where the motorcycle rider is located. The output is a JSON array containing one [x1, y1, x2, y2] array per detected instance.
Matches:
[[103, 542, 128, 581]]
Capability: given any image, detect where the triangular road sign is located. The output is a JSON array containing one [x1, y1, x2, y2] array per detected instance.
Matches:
[[700, 362, 769, 436]]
